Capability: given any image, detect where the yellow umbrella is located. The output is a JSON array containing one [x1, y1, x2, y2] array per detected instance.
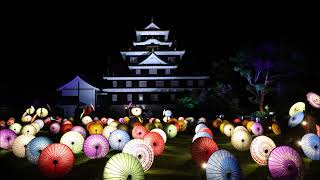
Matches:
[[246, 121, 255, 132], [289, 102, 305, 117]]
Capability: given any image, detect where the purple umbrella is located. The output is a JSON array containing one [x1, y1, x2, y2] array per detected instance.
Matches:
[[0, 129, 17, 149], [83, 135, 109, 159], [251, 122, 264, 136], [268, 146, 304, 180], [71, 126, 87, 138]]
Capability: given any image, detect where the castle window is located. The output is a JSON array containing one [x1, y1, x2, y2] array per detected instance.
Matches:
[[187, 80, 194, 87], [130, 57, 138, 63], [156, 81, 164, 87], [136, 69, 141, 75], [139, 94, 143, 101], [112, 81, 117, 87], [165, 69, 171, 75], [127, 94, 132, 101], [126, 81, 132, 87], [139, 81, 147, 87], [171, 80, 179, 87], [112, 94, 117, 102], [150, 94, 159, 101], [149, 69, 157, 75]]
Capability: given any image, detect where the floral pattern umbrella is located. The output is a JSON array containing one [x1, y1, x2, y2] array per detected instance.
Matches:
[[301, 133, 320, 160], [0, 129, 17, 149], [26, 136, 53, 164], [250, 136, 276, 165], [191, 137, 218, 166], [83, 134, 109, 159]]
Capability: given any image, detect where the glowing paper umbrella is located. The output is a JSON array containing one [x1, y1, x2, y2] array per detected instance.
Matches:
[[143, 132, 165, 156], [117, 123, 130, 133], [123, 139, 154, 171], [153, 122, 163, 129], [100, 117, 108, 125], [50, 122, 60, 134], [206, 150, 241, 180], [242, 120, 249, 127], [71, 126, 87, 138], [212, 118, 222, 128], [36, 108, 49, 118], [109, 129, 130, 151], [231, 130, 252, 151], [317, 125, 320, 136], [151, 128, 167, 143], [234, 126, 248, 133], [250, 136, 276, 165], [301, 133, 320, 160], [288, 112, 304, 128], [26, 136, 53, 164], [7, 117, 15, 126], [306, 92, 320, 109], [191, 137, 219, 166], [110, 121, 120, 128], [223, 124, 235, 137], [246, 121, 255, 132], [144, 123, 156, 132], [60, 131, 84, 154], [192, 132, 213, 143], [164, 124, 177, 138], [132, 125, 148, 139], [268, 146, 304, 180], [107, 118, 115, 126], [9, 123, 22, 134], [0, 129, 17, 149], [102, 126, 117, 140], [31, 122, 41, 133], [219, 122, 228, 134], [103, 153, 144, 180], [61, 124, 73, 134], [178, 120, 187, 132], [88, 123, 104, 135], [234, 118, 241, 124], [82, 116, 93, 125], [12, 134, 35, 158], [198, 128, 213, 137], [195, 123, 207, 133], [272, 123, 281, 135], [34, 119, 44, 129], [251, 122, 264, 136], [186, 117, 195, 123], [38, 143, 75, 179], [21, 124, 37, 135], [83, 135, 109, 159], [198, 117, 207, 124], [289, 102, 305, 117]]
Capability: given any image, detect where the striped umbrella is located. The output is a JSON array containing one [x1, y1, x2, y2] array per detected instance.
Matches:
[[206, 150, 241, 180], [102, 126, 117, 140], [109, 129, 130, 151], [251, 122, 264, 136], [38, 143, 74, 179], [288, 112, 304, 128], [12, 134, 35, 158], [83, 134, 109, 159], [250, 136, 276, 165], [123, 139, 154, 171], [143, 132, 165, 156], [306, 92, 320, 109], [9, 123, 22, 134], [50, 122, 60, 134], [289, 102, 305, 117], [71, 126, 87, 138], [60, 131, 84, 154], [223, 124, 235, 137], [192, 132, 213, 143], [151, 128, 167, 143], [21, 125, 37, 135], [0, 129, 17, 149], [231, 130, 252, 151], [132, 125, 148, 139], [26, 136, 53, 164], [195, 123, 207, 133], [191, 137, 219, 166], [301, 133, 320, 160], [164, 124, 177, 138], [103, 153, 144, 180], [268, 146, 304, 180]]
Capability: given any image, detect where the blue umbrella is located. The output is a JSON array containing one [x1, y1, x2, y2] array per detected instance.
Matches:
[[206, 150, 242, 180], [26, 136, 53, 164], [195, 123, 207, 133], [109, 130, 130, 151], [288, 112, 304, 128], [301, 133, 320, 160], [192, 132, 212, 143]]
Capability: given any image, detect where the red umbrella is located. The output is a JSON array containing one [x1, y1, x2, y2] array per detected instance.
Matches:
[[198, 128, 213, 137], [143, 132, 165, 156], [38, 143, 74, 179], [132, 125, 148, 139], [191, 137, 218, 166]]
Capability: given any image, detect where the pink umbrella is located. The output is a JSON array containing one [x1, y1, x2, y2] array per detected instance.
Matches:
[[83, 135, 109, 159], [251, 122, 264, 136], [306, 92, 320, 109], [132, 125, 148, 139], [143, 132, 165, 156], [0, 129, 17, 149]]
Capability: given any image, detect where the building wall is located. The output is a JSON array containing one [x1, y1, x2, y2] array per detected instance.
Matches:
[[62, 89, 96, 106]]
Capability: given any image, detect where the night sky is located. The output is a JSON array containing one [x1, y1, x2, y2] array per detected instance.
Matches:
[[1, 5, 319, 111]]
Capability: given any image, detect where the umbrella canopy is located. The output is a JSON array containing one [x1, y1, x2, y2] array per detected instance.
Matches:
[[38, 143, 75, 179], [88, 123, 104, 135], [186, 117, 195, 123], [178, 120, 187, 132], [60, 131, 84, 154], [306, 92, 320, 109], [34, 119, 44, 129], [12, 134, 35, 158], [83, 134, 109, 159], [231, 130, 252, 151], [301, 133, 320, 160], [198, 128, 213, 137], [103, 153, 144, 180], [61, 124, 73, 134], [102, 126, 117, 140], [289, 102, 305, 117], [9, 123, 22, 134], [191, 137, 219, 166], [123, 139, 154, 171], [109, 129, 130, 151], [206, 150, 242, 180], [212, 118, 222, 128], [132, 125, 148, 139], [153, 122, 163, 129], [31, 123, 41, 133], [234, 126, 248, 133], [0, 129, 17, 149], [223, 124, 235, 137], [246, 121, 255, 132], [36, 108, 49, 118], [192, 132, 213, 143], [164, 124, 177, 139], [250, 136, 276, 165], [268, 146, 304, 180], [71, 126, 87, 138], [82, 116, 93, 125], [21, 125, 37, 136], [151, 128, 167, 143], [26, 136, 53, 164], [272, 123, 281, 135], [288, 112, 304, 128], [251, 122, 264, 136], [195, 123, 207, 133], [143, 132, 165, 156], [50, 122, 60, 134]]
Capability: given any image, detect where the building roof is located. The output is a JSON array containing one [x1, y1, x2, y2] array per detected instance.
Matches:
[[120, 51, 185, 60], [138, 53, 167, 65], [57, 76, 99, 91], [133, 39, 172, 47], [144, 22, 160, 30]]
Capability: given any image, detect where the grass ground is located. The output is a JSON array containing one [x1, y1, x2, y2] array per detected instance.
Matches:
[[0, 128, 320, 180]]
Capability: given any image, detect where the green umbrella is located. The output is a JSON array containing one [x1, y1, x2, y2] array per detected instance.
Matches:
[[164, 124, 177, 138]]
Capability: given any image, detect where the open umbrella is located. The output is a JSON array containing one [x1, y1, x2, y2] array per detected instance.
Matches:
[[192, 132, 213, 143], [164, 124, 177, 138], [71, 126, 87, 138], [198, 128, 213, 137], [83, 134, 109, 159], [272, 123, 281, 135], [123, 139, 154, 171], [251, 122, 264, 136], [250, 136, 276, 165], [34, 119, 45, 129], [26, 136, 53, 164], [234, 126, 248, 133], [300, 133, 320, 160], [109, 129, 130, 151], [60, 131, 84, 154], [246, 121, 255, 132], [289, 102, 305, 117], [151, 128, 167, 143], [268, 146, 304, 180], [231, 130, 252, 151], [12, 134, 35, 158], [306, 92, 320, 109], [206, 150, 241, 180], [21, 125, 37, 136], [9, 123, 22, 134], [38, 143, 74, 179], [143, 132, 165, 156], [195, 123, 207, 133], [178, 120, 187, 132], [191, 137, 218, 166], [288, 112, 304, 128], [31, 122, 41, 133], [50, 122, 60, 134], [102, 125, 117, 140], [212, 118, 222, 128], [103, 153, 144, 180], [223, 124, 235, 137], [132, 125, 148, 139], [0, 129, 17, 149]]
